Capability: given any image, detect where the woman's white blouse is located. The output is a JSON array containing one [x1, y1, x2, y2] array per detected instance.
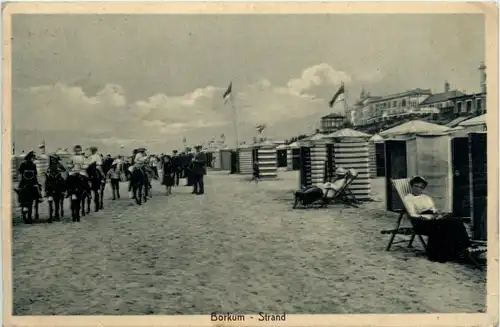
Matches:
[[404, 193, 437, 219]]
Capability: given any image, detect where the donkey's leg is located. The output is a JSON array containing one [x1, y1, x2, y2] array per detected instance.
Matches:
[[48, 198, 54, 223], [81, 195, 86, 217], [100, 186, 104, 209], [59, 196, 65, 218], [34, 198, 40, 221], [94, 190, 99, 212], [86, 192, 91, 214], [54, 196, 60, 221]]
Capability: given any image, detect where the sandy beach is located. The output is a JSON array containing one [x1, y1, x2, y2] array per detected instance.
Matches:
[[11, 170, 486, 315]]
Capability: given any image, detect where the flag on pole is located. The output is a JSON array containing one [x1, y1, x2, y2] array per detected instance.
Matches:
[[256, 124, 266, 134], [328, 82, 345, 108], [223, 82, 232, 104]]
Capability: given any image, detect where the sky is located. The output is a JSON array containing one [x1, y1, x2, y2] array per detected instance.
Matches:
[[11, 14, 485, 154]]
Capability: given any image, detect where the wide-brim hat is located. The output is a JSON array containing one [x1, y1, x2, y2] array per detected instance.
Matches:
[[74, 145, 82, 151], [194, 145, 203, 149], [25, 151, 36, 159], [410, 176, 428, 188], [89, 146, 98, 151], [137, 147, 146, 152], [49, 153, 60, 161]]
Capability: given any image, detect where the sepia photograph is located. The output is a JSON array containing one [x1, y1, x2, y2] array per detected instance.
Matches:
[[2, 2, 498, 326]]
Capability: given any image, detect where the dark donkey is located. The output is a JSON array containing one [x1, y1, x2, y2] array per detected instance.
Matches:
[[65, 172, 90, 222], [130, 166, 149, 205], [44, 160, 67, 223], [14, 174, 41, 224], [86, 162, 106, 212]]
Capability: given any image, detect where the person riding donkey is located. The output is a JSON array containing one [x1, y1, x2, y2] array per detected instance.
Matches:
[[88, 146, 105, 182], [45, 153, 67, 221], [68, 145, 85, 175], [128, 147, 148, 198], [17, 150, 44, 202]]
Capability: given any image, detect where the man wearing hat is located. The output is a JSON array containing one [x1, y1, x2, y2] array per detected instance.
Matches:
[[191, 145, 206, 195]]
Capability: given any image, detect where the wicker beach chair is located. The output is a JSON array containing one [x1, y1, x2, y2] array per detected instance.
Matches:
[[381, 178, 487, 269]]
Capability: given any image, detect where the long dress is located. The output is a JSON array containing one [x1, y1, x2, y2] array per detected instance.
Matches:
[[162, 161, 174, 187]]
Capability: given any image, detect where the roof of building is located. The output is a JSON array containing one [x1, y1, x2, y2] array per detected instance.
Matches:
[[449, 92, 486, 101], [369, 88, 432, 103], [419, 90, 466, 105], [446, 115, 474, 127], [321, 113, 345, 119]]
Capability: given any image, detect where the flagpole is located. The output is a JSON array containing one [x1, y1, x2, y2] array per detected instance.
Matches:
[[343, 83, 348, 124], [230, 91, 239, 149]]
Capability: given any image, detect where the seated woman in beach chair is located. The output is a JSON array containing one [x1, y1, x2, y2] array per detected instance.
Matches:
[[404, 176, 473, 263], [293, 167, 349, 208]]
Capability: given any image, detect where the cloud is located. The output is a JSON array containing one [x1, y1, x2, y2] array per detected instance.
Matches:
[[13, 63, 382, 153]]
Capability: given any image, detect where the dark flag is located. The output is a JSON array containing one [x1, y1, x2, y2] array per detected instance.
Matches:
[[329, 82, 345, 108], [256, 124, 266, 134], [223, 82, 232, 103]]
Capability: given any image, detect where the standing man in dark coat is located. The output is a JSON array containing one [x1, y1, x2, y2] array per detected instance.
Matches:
[[191, 145, 206, 195], [171, 150, 181, 186], [185, 149, 195, 187]]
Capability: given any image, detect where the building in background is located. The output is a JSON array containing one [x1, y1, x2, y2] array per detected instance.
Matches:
[[418, 82, 465, 118], [320, 113, 346, 133], [362, 88, 432, 124]]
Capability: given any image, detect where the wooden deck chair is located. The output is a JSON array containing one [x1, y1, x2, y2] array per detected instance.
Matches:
[[293, 173, 351, 209], [382, 178, 488, 269], [325, 171, 360, 208], [381, 178, 428, 251], [336, 169, 363, 206]]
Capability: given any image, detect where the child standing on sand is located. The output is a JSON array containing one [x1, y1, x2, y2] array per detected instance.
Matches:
[[107, 162, 121, 200], [250, 160, 260, 183]]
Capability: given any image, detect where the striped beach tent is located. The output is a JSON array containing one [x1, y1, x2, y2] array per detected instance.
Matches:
[[238, 144, 254, 175], [296, 133, 332, 188], [286, 142, 300, 171], [369, 133, 385, 178], [257, 141, 278, 180], [327, 128, 372, 201]]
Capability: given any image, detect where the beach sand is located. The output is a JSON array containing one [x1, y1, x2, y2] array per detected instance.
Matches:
[[11, 171, 486, 315]]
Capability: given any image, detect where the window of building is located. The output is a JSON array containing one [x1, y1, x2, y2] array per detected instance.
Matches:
[[436, 103, 442, 109], [393, 100, 397, 107], [402, 99, 406, 107], [456, 101, 463, 113], [476, 98, 482, 112], [466, 100, 472, 112]]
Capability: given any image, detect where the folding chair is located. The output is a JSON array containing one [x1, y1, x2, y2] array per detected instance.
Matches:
[[381, 178, 428, 251], [381, 178, 488, 269], [336, 169, 363, 207], [293, 173, 351, 209]]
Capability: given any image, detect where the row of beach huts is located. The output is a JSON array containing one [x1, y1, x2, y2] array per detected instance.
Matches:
[[206, 116, 487, 240]]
